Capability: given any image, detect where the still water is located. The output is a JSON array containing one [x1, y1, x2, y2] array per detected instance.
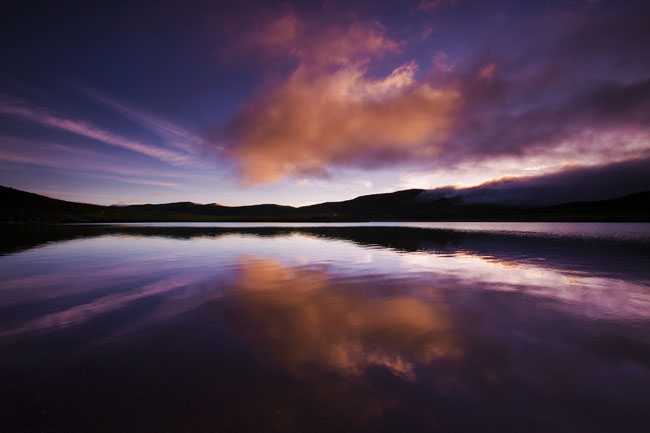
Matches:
[[1, 223, 649, 432]]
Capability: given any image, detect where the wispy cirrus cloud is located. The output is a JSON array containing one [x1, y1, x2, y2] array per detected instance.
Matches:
[[86, 173, 193, 189], [0, 96, 197, 166], [79, 87, 206, 153], [0, 135, 197, 190]]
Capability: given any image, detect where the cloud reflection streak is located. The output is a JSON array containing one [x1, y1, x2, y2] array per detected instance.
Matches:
[[220, 257, 462, 378]]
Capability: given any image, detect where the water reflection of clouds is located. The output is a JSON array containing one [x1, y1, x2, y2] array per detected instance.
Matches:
[[399, 252, 650, 321], [222, 257, 462, 379], [1, 227, 649, 431], [1, 229, 649, 358], [0, 253, 464, 382], [0, 273, 211, 339]]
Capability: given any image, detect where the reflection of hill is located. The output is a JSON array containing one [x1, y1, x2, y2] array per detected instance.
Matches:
[[2, 225, 649, 282]]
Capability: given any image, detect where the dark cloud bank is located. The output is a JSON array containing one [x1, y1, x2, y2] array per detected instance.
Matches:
[[419, 156, 650, 207]]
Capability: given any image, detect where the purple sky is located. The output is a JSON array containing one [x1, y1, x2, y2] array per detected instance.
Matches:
[[1, 0, 649, 206]]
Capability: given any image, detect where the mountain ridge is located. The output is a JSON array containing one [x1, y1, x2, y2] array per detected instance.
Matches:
[[1, 184, 648, 223]]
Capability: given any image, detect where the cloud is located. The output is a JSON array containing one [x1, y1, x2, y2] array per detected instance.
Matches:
[[415, 156, 650, 207], [247, 11, 301, 50], [214, 4, 650, 188], [421, 25, 434, 41], [416, 0, 442, 12], [246, 12, 400, 65], [80, 87, 205, 153], [477, 63, 497, 81], [219, 16, 461, 184], [399, 127, 650, 190], [439, 4, 650, 168], [0, 135, 197, 190], [415, 0, 455, 13], [0, 96, 196, 166], [401, 4, 650, 189], [89, 174, 190, 189]]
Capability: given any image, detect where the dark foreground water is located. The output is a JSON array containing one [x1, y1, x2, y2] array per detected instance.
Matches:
[[1, 223, 649, 432]]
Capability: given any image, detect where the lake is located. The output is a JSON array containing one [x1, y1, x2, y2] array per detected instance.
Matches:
[[1, 223, 649, 432]]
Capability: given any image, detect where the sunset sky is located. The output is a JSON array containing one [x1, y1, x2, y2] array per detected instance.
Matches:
[[1, 0, 649, 206]]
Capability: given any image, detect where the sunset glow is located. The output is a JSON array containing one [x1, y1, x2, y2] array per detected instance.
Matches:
[[2, 0, 648, 205]]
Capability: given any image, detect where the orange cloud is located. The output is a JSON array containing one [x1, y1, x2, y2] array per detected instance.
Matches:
[[249, 12, 399, 65], [222, 16, 462, 184], [478, 63, 498, 80], [248, 11, 301, 50]]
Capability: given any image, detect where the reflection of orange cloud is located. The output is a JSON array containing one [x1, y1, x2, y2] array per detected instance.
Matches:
[[223, 15, 462, 184], [223, 258, 461, 378]]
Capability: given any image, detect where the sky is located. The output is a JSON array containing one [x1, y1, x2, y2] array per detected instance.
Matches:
[[1, 0, 649, 206]]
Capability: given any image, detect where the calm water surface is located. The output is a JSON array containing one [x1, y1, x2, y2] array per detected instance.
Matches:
[[1, 223, 649, 432]]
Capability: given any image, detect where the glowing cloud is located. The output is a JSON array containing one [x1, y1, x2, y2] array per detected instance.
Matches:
[[222, 16, 461, 184]]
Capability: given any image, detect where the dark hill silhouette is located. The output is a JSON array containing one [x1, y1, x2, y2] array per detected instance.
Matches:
[[1, 184, 648, 223]]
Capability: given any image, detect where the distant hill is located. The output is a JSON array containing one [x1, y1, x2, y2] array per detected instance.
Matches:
[[1, 185, 648, 223]]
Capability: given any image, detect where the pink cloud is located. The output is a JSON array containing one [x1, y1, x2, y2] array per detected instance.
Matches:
[[248, 11, 301, 50], [415, 0, 456, 13], [477, 63, 498, 81], [220, 15, 462, 184], [0, 97, 195, 166], [244, 12, 400, 65], [416, 0, 443, 12]]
